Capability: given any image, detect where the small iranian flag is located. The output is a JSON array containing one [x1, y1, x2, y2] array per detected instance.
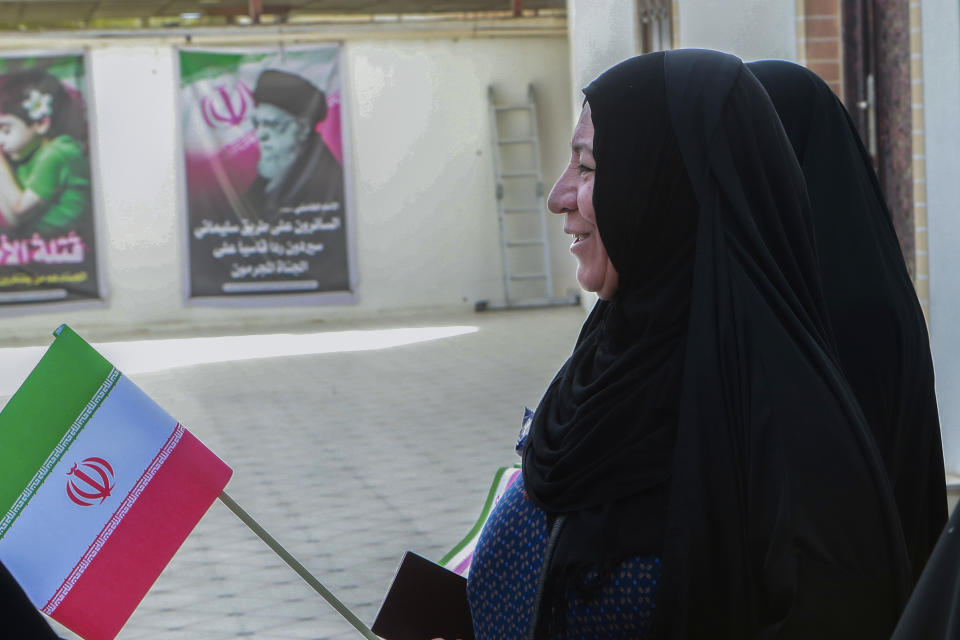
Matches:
[[0, 325, 232, 640]]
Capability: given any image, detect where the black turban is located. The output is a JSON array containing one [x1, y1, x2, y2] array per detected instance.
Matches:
[[252, 69, 328, 125]]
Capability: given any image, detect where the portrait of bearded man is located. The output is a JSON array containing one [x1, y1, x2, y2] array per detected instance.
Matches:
[[242, 68, 344, 222]]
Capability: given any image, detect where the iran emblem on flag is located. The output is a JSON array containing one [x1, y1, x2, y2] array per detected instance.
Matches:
[[0, 325, 232, 640]]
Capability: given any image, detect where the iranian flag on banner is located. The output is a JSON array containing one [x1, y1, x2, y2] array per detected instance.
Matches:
[[0, 325, 232, 640]]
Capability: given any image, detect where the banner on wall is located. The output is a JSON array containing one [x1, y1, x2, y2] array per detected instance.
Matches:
[[179, 45, 351, 299], [0, 53, 101, 305]]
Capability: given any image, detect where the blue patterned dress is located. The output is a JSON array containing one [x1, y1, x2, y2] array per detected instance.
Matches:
[[466, 476, 660, 639]]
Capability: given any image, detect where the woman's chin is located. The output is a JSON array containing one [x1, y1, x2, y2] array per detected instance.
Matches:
[[577, 268, 618, 300], [575, 271, 596, 296]]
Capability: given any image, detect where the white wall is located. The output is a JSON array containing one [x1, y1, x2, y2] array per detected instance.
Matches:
[[921, 0, 960, 472], [567, 0, 639, 106], [348, 38, 577, 312], [92, 46, 184, 330], [677, 0, 798, 62], [0, 31, 577, 344]]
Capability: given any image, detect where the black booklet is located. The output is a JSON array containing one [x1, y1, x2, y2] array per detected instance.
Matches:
[[371, 551, 475, 640]]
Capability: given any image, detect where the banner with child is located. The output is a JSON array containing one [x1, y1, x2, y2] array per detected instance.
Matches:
[[0, 52, 101, 305], [179, 45, 352, 300]]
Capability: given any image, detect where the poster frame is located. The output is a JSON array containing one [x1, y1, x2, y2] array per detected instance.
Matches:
[[175, 42, 358, 308], [0, 47, 108, 316]]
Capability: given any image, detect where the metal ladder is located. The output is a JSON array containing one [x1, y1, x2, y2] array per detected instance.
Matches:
[[481, 84, 578, 311]]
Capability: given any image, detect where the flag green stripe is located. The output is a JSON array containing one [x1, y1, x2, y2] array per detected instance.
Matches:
[[0, 367, 119, 539], [0, 325, 114, 514], [0, 55, 82, 82], [178, 50, 269, 86]]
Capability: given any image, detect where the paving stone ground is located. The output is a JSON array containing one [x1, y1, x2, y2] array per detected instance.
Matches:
[[20, 306, 585, 640]]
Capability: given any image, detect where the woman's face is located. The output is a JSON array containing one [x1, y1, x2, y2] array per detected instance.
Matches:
[[547, 103, 619, 299], [0, 113, 43, 160]]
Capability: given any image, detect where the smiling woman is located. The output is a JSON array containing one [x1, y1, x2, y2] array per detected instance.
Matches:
[[546, 103, 619, 300], [459, 49, 913, 640]]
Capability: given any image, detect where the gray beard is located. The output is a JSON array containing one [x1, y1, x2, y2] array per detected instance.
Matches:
[[258, 153, 298, 193]]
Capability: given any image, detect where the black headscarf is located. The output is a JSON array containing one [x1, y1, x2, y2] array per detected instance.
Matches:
[[523, 49, 911, 638], [748, 59, 946, 587], [1, 560, 60, 638]]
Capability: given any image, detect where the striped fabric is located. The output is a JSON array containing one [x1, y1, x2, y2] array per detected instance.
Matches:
[[440, 466, 522, 577]]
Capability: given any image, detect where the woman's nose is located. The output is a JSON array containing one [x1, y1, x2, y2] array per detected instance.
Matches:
[[547, 172, 573, 215]]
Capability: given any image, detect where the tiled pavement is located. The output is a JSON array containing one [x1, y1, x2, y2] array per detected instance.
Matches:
[[9, 306, 586, 640]]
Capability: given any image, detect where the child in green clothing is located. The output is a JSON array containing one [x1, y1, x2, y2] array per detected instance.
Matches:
[[0, 69, 90, 234]]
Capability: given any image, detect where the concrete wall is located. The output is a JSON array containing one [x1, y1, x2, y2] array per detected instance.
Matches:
[[347, 38, 576, 313], [567, 0, 639, 107], [921, 0, 960, 472], [0, 26, 578, 344], [677, 0, 798, 62]]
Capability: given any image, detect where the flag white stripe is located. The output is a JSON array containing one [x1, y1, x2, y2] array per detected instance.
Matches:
[[43, 424, 185, 614], [0, 376, 176, 605], [0, 368, 121, 538]]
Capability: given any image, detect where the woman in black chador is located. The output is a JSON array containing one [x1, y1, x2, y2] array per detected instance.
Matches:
[[748, 59, 947, 589], [464, 50, 911, 639]]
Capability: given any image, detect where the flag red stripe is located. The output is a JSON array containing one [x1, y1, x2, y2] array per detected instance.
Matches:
[[45, 425, 184, 614], [48, 428, 231, 640]]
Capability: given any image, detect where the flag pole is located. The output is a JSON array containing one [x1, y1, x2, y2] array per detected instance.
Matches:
[[218, 491, 380, 640]]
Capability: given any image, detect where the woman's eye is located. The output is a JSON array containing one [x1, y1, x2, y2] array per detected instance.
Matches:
[[578, 164, 595, 175]]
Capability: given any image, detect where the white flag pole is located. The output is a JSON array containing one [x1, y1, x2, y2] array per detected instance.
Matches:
[[218, 491, 380, 640]]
